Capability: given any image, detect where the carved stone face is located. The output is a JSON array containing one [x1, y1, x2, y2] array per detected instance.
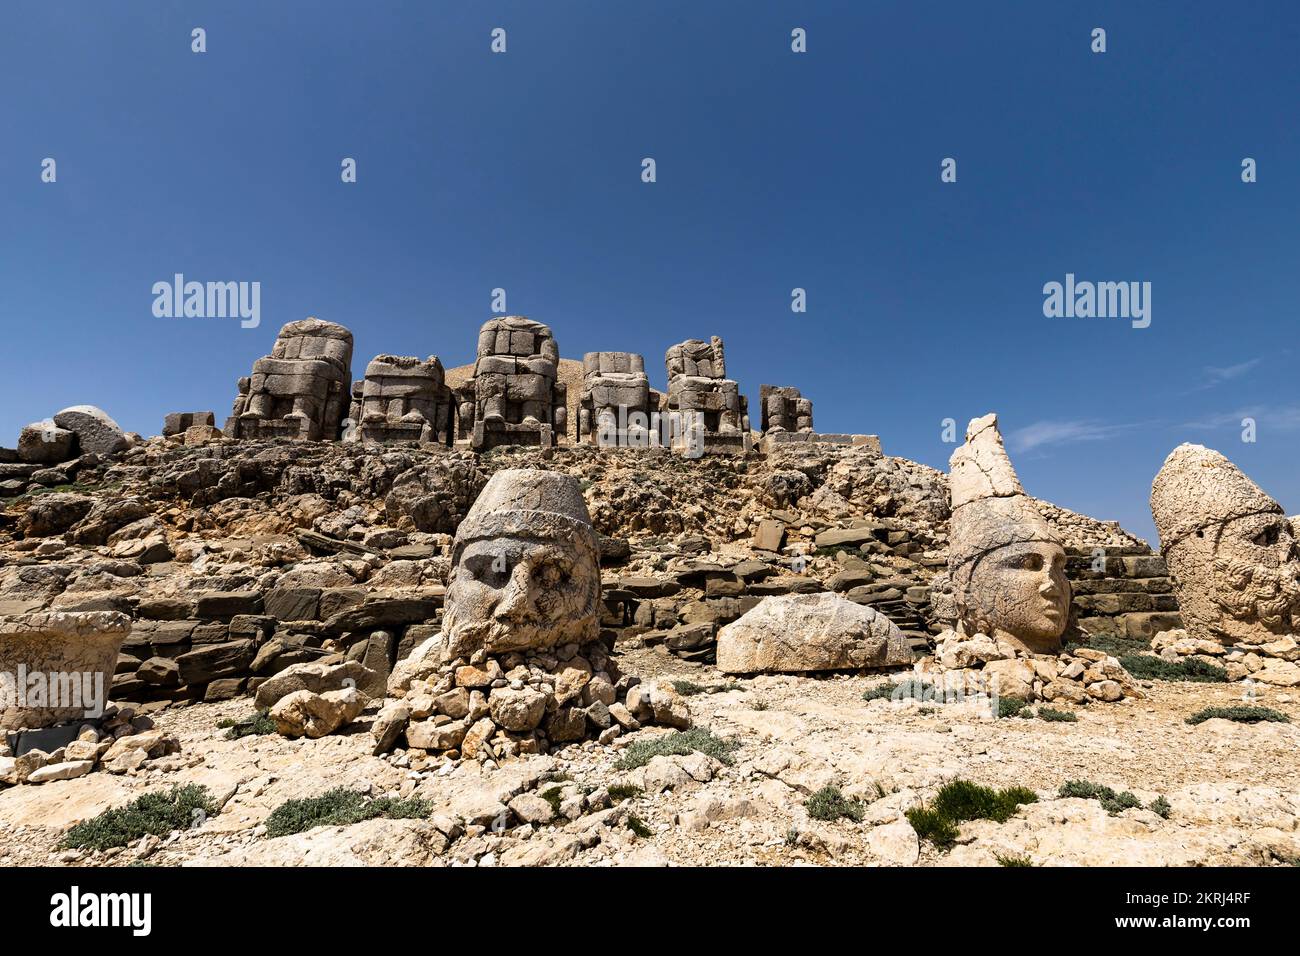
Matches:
[[1168, 512, 1300, 642], [442, 535, 601, 660], [960, 540, 1070, 654]]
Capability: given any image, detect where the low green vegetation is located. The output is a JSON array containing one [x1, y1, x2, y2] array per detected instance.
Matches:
[[862, 676, 932, 703], [626, 813, 653, 838], [997, 696, 1028, 719], [1186, 705, 1290, 725], [606, 784, 642, 802], [613, 727, 741, 770], [62, 784, 218, 851], [1035, 707, 1078, 722], [1121, 654, 1228, 683], [1066, 633, 1147, 657], [217, 710, 277, 739], [804, 786, 865, 823], [996, 854, 1033, 867], [1058, 779, 1171, 817], [263, 787, 432, 838], [539, 786, 565, 815], [671, 679, 741, 697], [906, 779, 1038, 851]]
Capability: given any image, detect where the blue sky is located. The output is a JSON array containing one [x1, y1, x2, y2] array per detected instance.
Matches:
[[3, 1, 1298, 544]]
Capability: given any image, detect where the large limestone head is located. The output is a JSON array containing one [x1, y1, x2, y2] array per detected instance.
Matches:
[[442, 469, 601, 660], [1150, 443, 1300, 644], [947, 414, 1070, 653]]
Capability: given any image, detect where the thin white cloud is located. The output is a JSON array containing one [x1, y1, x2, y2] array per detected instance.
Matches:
[[1007, 419, 1139, 453], [1203, 357, 1263, 387], [1183, 404, 1300, 432]]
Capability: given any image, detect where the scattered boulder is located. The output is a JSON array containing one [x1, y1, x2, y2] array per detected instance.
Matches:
[[52, 405, 128, 456], [270, 687, 366, 739], [717, 592, 913, 674], [254, 659, 377, 710]]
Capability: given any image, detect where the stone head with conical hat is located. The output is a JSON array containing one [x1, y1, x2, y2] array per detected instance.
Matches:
[[947, 414, 1071, 653], [1151, 443, 1300, 645], [442, 469, 602, 660]]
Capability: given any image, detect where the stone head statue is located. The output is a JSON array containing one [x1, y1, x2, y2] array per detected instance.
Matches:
[[442, 469, 601, 660], [1151, 443, 1300, 645], [948, 414, 1070, 653]]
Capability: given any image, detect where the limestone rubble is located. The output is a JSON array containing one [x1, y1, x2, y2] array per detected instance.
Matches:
[[0, 316, 1296, 867]]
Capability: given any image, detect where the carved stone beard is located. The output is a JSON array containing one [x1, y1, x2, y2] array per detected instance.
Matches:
[[1211, 554, 1300, 635]]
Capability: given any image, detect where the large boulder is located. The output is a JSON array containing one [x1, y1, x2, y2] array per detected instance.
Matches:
[[18, 492, 94, 537], [254, 659, 376, 710], [52, 406, 128, 456], [716, 592, 913, 674], [17, 421, 76, 464], [270, 687, 366, 738]]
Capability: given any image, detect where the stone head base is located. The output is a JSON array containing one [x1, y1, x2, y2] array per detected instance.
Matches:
[[0, 611, 131, 732]]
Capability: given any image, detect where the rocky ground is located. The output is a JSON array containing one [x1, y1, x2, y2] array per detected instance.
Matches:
[[1, 435, 1294, 867], [2, 643, 1296, 867]]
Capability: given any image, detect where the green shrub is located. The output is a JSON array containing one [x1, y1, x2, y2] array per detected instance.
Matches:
[[862, 677, 932, 703], [1058, 779, 1166, 816], [905, 807, 960, 850], [1121, 654, 1228, 683], [997, 696, 1028, 719], [540, 786, 565, 814], [932, 780, 1037, 824], [996, 854, 1033, 867], [263, 787, 432, 838], [63, 784, 218, 851], [671, 679, 740, 697], [607, 784, 642, 802], [217, 710, 277, 739], [613, 727, 741, 770], [626, 813, 653, 838], [1186, 705, 1290, 725], [907, 780, 1038, 851], [804, 786, 864, 823], [1066, 634, 1147, 657], [1035, 707, 1077, 722]]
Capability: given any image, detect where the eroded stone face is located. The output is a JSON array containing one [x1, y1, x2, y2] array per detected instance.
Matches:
[[441, 470, 600, 659], [1151, 444, 1300, 645], [443, 536, 601, 658], [961, 540, 1070, 653], [948, 414, 1070, 655]]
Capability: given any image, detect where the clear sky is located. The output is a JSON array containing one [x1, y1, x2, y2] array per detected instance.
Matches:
[[3, 1, 1298, 544]]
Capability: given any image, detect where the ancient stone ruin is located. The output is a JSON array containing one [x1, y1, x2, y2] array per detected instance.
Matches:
[[16, 405, 129, 465], [5, 308, 1298, 869], [759, 385, 813, 434], [946, 413, 1071, 655], [459, 316, 568, 451], [664, 336, 751, 454], [926, 414, 1140, 704], [347, 354, 455, 446], [578, 351, 653, 447], [0, 611, 130, 732], [383, 469, 688, 760], [226, 318, 354, 441], [1149, 443, 1300, 685]]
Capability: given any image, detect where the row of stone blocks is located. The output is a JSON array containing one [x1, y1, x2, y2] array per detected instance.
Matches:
[[110, 587, 446, 705], [221, 316, 818, 454], [1064, 547, 1183, 640]]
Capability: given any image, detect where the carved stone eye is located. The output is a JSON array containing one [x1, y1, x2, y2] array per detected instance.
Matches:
[[1254, 523, 1281, 547]]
